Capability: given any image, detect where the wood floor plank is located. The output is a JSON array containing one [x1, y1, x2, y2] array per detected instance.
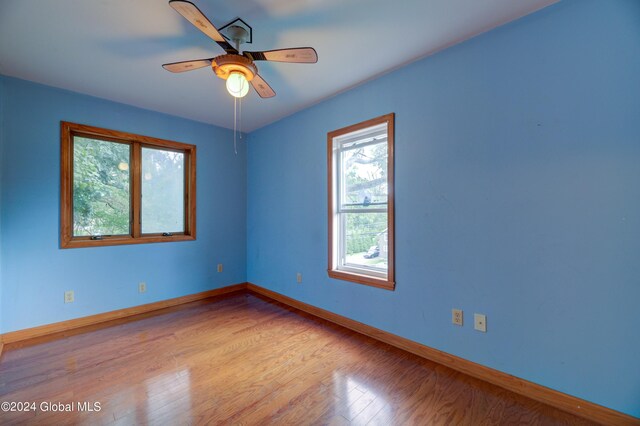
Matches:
[[0, 293, 599, 425]]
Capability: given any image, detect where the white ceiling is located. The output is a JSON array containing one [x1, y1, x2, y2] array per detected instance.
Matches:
[[0, 0, 557, 132]]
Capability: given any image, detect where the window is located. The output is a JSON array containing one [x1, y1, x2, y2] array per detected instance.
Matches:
[[61, 122, 196, 248], [328, 113, 395, 290]]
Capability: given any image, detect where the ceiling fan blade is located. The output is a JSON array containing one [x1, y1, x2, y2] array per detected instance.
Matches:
[[251, 74, 276, 98], [162, 58, 212, 73], [244, 48, 318, 63], [169, 0, 238, 54]]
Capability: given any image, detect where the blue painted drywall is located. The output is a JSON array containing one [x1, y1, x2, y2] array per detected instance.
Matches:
[[0, 76, 247, 333], [247, 0, 640, 417], [0, 76, 4, 334]]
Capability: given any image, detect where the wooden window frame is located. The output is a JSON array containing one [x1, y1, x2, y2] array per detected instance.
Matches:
[[61, 121, 196, 249], [327, 113, 395, 290]]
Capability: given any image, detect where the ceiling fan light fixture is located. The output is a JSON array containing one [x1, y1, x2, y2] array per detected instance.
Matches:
[[226, 71, 249, 98], [211, 54, 256, 98]]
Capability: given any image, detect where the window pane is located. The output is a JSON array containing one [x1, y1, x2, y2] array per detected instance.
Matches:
[[73, 137, 130, 236], [141, 147, 184, 234], [343, 212, 388, 271], [340, 141, 387, 210]]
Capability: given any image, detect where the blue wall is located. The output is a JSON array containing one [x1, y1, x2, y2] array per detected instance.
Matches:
[[0, 76, 4, 334], [0, 77, 247, 333], [247, 0, 640, 417]]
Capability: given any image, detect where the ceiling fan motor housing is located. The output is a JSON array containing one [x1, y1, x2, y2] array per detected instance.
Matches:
[[212, 54, 257, 81], [223, 24, 250, 45]]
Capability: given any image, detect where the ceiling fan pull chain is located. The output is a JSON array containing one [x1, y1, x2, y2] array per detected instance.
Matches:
[[239, 95, 243, 140], [234, 96, 238, 155]]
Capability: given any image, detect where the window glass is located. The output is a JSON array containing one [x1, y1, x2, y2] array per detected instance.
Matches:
[[343, 212, 388, 271], [73, 137, 130, 236], [340, 138, 388, 210], [141, 147, 185, 234]]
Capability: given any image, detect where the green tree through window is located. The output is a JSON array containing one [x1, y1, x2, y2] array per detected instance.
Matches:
[[73, 137, 130, 236]]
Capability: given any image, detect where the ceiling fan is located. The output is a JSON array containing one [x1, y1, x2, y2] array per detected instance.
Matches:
[[162, 0, 318, 99]]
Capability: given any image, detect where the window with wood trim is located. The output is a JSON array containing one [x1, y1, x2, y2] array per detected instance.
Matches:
[[328, 113, 395, 290], [61, 122, 196, 248]]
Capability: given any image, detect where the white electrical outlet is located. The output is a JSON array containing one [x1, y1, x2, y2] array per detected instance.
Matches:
[[474, 313, 487, 332], [452, 309, 463, 326], [64, 290, 74, 303], [296, 273, 302, 283], [217, 263, 223, 273], [139, 282, 147, 293]]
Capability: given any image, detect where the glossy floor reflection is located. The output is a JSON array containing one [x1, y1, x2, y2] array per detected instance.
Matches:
[[0, 292, 596, 425]]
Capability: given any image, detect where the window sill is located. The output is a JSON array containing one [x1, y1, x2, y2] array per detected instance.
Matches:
[[61, 234, 195, 249], [327, 269, 395, 291]]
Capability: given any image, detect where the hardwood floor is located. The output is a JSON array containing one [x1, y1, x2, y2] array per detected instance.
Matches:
[[0, 293, 598, 425]]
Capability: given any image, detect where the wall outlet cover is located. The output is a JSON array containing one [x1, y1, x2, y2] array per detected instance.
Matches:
[[452, 309, 463, 326], [474, 313, 487, 332]]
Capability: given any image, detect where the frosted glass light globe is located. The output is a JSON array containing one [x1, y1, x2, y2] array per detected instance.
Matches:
[[226, 72, 249, 98]]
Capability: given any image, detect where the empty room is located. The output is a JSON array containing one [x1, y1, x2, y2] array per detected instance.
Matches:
[[0, 0, 638, 424]]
